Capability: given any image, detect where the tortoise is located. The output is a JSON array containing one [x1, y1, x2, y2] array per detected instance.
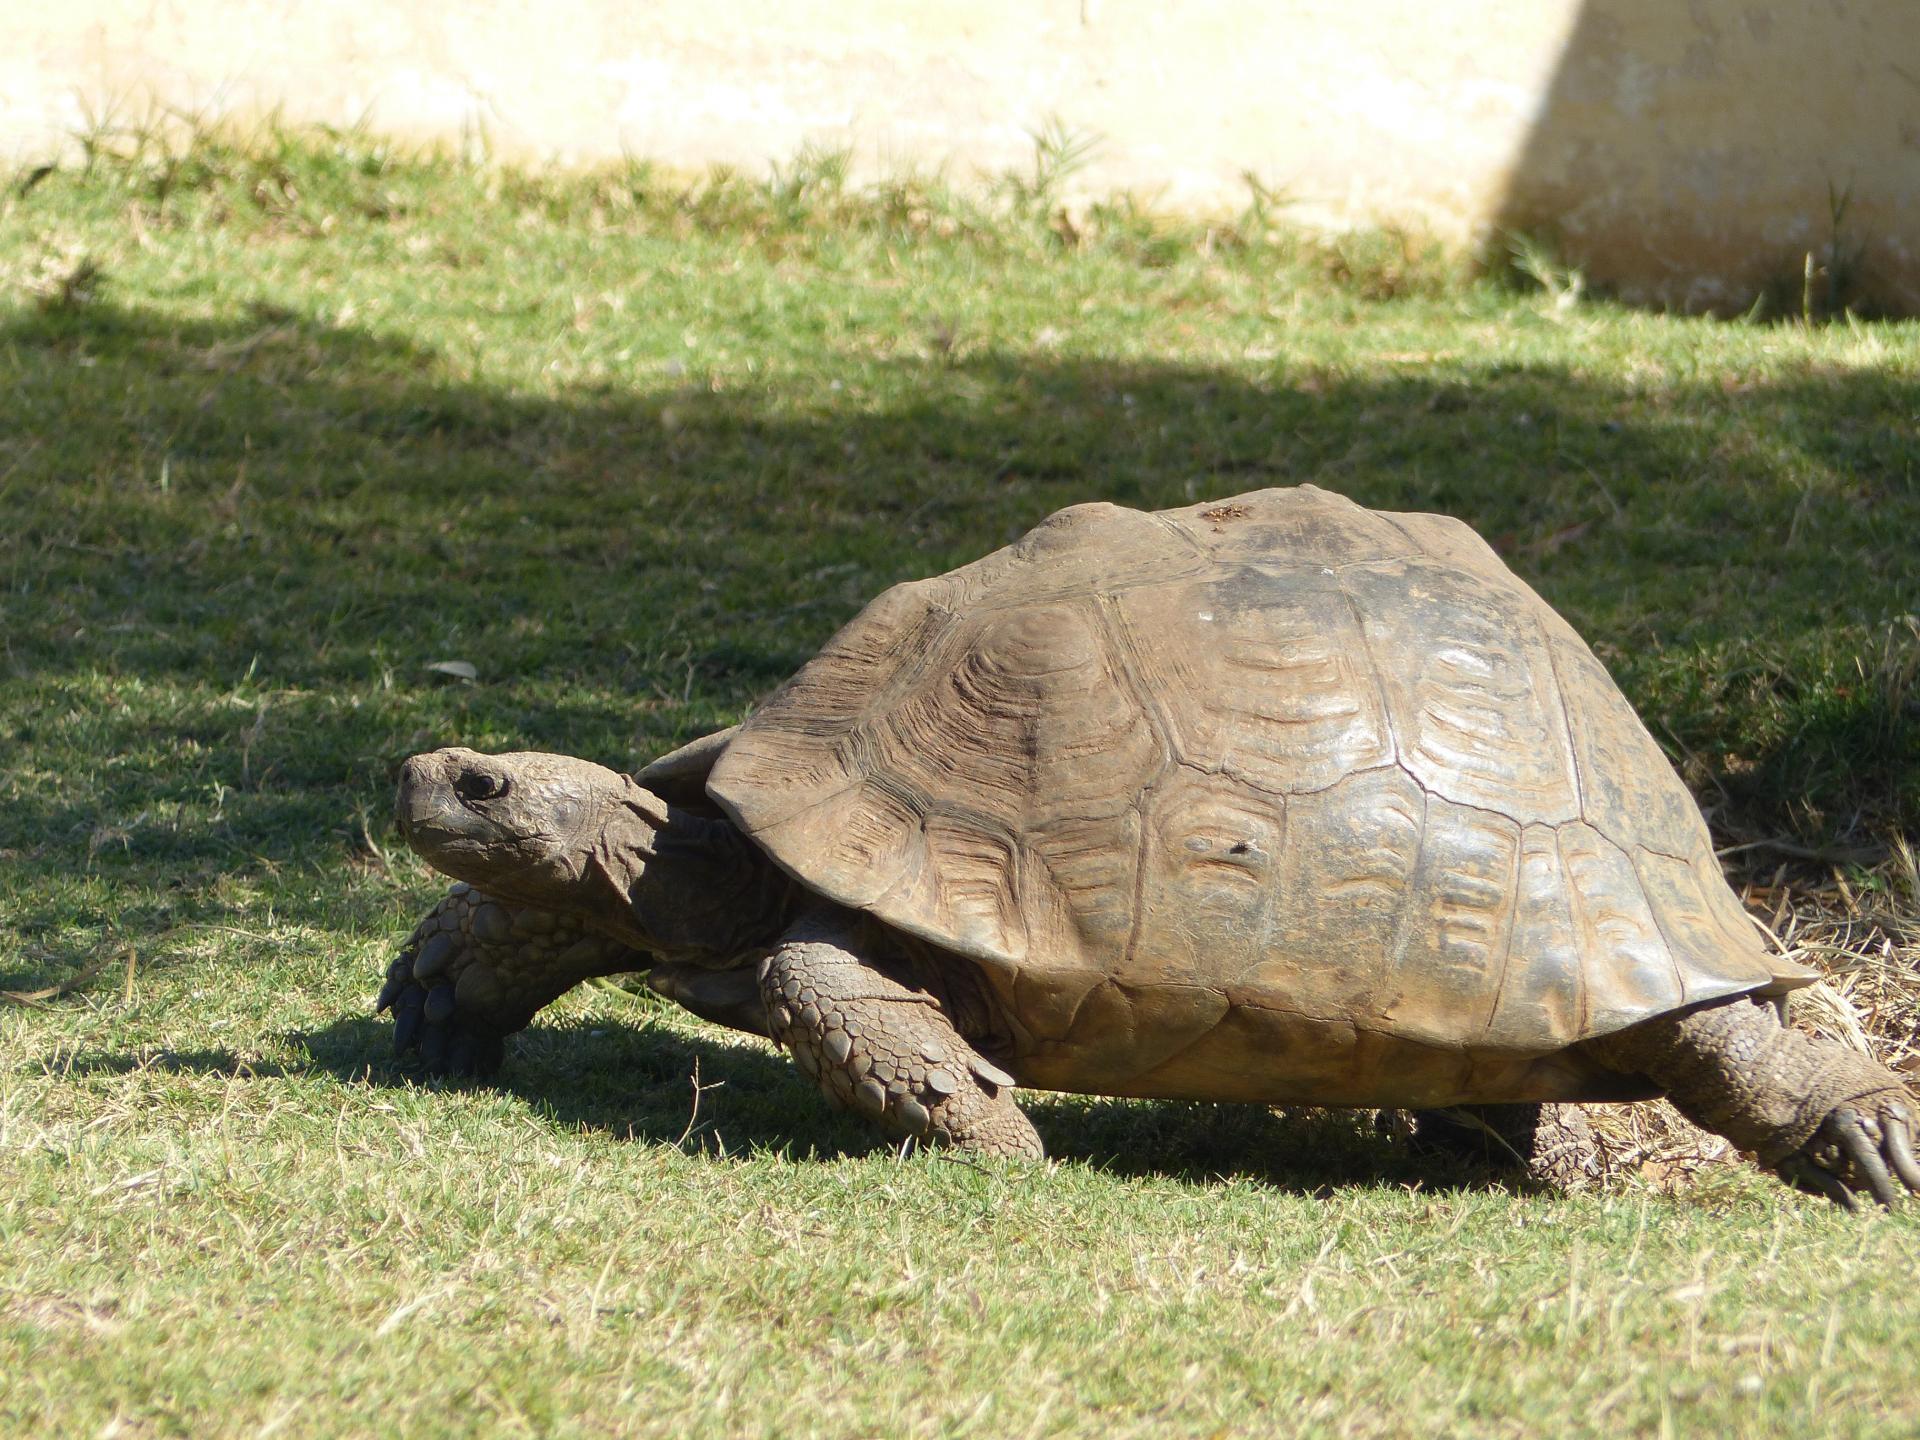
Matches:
[[380, 485, 1920, 1207]]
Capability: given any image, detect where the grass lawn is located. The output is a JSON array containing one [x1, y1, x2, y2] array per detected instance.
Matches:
[[4, 129, 1919, 1438]]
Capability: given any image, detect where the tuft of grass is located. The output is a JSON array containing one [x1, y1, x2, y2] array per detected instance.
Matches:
[[4, 121, 1920, 1438], [1499, 230, 1588, 312], [992, 116, 1104, 222]]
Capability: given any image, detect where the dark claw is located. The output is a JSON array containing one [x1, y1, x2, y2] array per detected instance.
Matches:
[[1832, 1111, 1901, 1209], [392, 986, 425, 1053], [1779, 1155, 1859, 1211], [420, 1020, 451, 1071], [375, 971, 409, 1014], [376, 952, 414, 1012], [423, 981, 457, 1026], [413, 933, 457, 981], [1885, 1107, 1920, 1193]]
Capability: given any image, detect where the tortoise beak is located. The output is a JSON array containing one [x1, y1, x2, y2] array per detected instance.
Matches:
[[395, 753, 438, 843], [395, 750, 470, 843]]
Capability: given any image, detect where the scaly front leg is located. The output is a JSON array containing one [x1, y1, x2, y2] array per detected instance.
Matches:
[[378, 883, 646, 1076], [757, 910, 1042, 1158]]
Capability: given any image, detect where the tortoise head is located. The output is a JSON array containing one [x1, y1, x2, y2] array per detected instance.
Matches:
[[395, 748, 629, 907]]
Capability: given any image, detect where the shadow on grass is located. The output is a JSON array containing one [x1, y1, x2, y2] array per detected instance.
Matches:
[[55, 1047, 302, 1080], [5, 295, 1916, 966], [264, 1010, 1536, 1196]]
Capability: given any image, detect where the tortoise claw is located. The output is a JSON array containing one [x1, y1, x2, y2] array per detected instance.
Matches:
[[375, 969, 409, 1015], [375, 949, 417, 1013], [392, 985, 426, 1053], [1830, 1110, 1901, 1209], [412, 932, 457, 981], [447, 1029, 479, 1075], [1777, 1154, 1858, 1212], [1885, 1105, 1920, 1192], [1778, 1096, 1920, 1212], [422, 981, 457, 1026]]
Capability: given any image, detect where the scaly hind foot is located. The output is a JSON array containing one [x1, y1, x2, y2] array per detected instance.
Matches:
[[1410, 1103, 1601, 1191]]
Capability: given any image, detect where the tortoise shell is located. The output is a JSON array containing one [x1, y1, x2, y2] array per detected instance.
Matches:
[[707, 487, 1812, 1107]]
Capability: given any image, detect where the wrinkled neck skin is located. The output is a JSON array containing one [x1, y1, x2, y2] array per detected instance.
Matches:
[[589, 780, 797, 964]]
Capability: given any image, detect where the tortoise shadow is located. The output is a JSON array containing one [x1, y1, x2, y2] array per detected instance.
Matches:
[[289, 1012, 1540, 1195]]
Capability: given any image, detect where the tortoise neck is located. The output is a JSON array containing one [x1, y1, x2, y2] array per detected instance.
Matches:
[[583, 778, 794, 963]]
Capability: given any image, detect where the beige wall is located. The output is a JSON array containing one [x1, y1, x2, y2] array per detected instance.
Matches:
[[5, 1, 1917, 309]]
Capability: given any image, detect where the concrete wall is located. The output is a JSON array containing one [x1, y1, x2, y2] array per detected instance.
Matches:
[[5, 1, 1917, 310]]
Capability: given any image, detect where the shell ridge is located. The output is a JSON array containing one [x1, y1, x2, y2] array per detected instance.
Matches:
[[1375, 511, 1429, 559], [860, 602, 967, 715], [713, 764, 857, 839], [1372, 768, 1434, 1026], [1473, 813, 1526, 1042], [1171, 756, 1410, 800], [1150, 511, 1216, 561], [1556, 820, 1685, 1026], [1106, 996, 1237, 1086], [1382, 765, 1569, 841], [1535, 616, 1589, 825], [1337, 582, 1403, 776], [1572, 833, 1592, 1035], [1633, 844, 1723, 1010], [1090, 591, 1186, 974], [1336, 571, 1408, 770], [866, 800, 1028, 946]]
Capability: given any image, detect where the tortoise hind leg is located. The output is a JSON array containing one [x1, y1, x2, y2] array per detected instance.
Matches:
[[1583, 996, 1920, 1210], [1409, 1103, 1600, 1191], [758, 911, 1043, 1159]]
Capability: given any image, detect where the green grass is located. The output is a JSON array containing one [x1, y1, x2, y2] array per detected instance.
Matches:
[[4, 127, 1920, 1438]]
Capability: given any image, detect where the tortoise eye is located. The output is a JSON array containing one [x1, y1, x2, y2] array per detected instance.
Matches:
[[454, 769, 508, 804]]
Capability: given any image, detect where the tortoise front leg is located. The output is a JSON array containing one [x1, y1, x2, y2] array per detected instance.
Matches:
[[1584, 996, 1920, 1210], [378, 884, 646, 1076], [758, 910, 1043, 1158]]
